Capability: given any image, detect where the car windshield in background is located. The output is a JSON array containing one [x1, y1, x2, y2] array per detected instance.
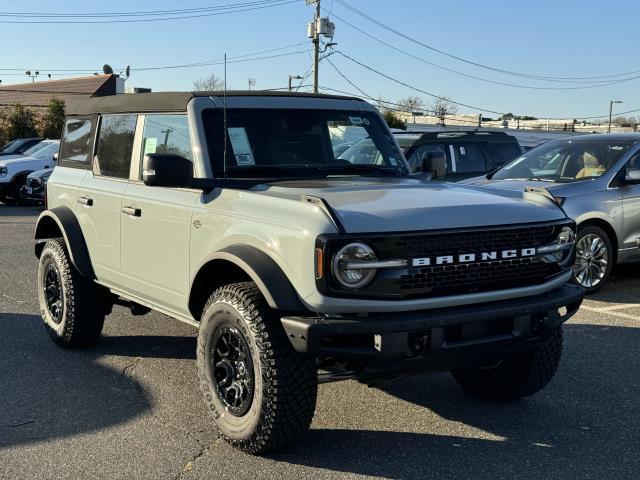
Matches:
[[203, 109, 406, 178], [31, 142, 59, 159], [491, 140, 633, 182], [21, 141, 50, 157]]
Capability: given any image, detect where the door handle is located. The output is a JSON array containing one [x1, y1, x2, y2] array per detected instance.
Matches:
[[122, 206, 142, 217], [77, 196, 93, 206]]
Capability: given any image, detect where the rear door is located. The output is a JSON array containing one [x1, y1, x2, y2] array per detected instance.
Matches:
[[120, 114, 199, 315], [76, 114, 137, 288]]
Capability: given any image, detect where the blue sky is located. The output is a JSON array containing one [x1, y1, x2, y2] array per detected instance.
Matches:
[[1, 0, 639, 120]]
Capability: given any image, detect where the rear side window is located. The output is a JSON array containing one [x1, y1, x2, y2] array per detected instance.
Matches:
[[483, 142, 522, 167], [453, 144, 487, 173], [94, 114, 137, 179], [59, 117, 93, 166]]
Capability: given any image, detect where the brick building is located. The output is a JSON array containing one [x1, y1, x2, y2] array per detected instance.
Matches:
[[0, 74, 124, 112]]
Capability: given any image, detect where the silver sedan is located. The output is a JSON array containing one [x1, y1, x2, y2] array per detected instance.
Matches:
[[460, 133, 640, 293]]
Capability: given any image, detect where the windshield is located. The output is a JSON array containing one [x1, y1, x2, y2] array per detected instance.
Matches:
[[1, 139, 21, 153], [30, 142, 59, 159], [203, 109, 407, 178], [491, 139, 633, 182], [22, 141, 50, 157]]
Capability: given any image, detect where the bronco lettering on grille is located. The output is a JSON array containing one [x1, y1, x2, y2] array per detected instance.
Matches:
[[411, 247, 537, 267]]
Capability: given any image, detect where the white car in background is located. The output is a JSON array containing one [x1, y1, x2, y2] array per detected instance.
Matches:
[[0, 139, 60, 205]]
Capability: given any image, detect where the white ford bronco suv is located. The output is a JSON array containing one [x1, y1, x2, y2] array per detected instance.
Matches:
[[34, 91, 583, 454]]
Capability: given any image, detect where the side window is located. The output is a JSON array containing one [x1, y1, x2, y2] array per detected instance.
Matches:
[[140, 114, 192, 176], [59, 118, 93, 166], [94, 114, 137, 179], [453, 143, 487, 173]]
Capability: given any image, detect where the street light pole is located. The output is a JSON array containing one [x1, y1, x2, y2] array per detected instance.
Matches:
[[288, 74, 303, 92], [608, 100, 623, 133]]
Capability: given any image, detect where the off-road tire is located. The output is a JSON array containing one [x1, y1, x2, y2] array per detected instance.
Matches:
[[37, 238, 105, 348], [452, 326, 563, 401], [197, 282, 317, 454]]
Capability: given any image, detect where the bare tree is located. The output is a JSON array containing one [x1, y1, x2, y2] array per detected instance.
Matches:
[[431, 97, 457, 125], [397, 96, 425, 113], [193, 73, 224, 91]]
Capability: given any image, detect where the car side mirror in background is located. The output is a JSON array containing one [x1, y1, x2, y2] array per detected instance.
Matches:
[[142, 153, 193, 188], [421, 150, 447, 179], [624, 168, 640, 185], [52, 152, 58, 162]]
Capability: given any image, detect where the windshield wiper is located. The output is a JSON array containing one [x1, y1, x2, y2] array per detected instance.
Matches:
[[314, 164, 403, 176]]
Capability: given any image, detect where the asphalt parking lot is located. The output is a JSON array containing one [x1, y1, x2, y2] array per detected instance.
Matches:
[[1, 203, 639, 480]]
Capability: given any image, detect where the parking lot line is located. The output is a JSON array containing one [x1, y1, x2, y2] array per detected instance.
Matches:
[[585, 303, 640, 312], [580, 304, 640, 322]]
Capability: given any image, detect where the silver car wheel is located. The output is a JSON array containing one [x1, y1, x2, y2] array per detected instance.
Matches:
[[574, 233, 608, 288]]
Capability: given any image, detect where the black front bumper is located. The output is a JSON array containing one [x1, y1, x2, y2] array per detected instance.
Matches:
[[281, 284, 583, 383]]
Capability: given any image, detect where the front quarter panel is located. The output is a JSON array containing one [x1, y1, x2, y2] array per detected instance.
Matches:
[[190, 188, 338, 308]]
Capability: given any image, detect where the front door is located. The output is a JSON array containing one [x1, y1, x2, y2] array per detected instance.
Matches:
[[120, 114, 198, 316], [620, 149, 640, 261]]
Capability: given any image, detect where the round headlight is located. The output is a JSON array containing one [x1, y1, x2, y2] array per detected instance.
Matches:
[[332, 242, 377, 289]]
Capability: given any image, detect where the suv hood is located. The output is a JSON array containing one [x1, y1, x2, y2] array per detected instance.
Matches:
[[0, 155, 52, 169], [256, 178, 566, 233], [459, 176, 598, 198]]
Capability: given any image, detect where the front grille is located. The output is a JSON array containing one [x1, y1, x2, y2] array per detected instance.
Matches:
[[318, 222, 569, 299]]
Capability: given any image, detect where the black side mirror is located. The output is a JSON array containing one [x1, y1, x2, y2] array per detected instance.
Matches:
[[143, 153, 193, 188], [421, 150, 447, 179], [624, 168, 640, 185]]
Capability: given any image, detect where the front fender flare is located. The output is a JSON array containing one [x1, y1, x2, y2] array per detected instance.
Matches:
[[34, 207, 95, 279], [193, 245, 305, 312]]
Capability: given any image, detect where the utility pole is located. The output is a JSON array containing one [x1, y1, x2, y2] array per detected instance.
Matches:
[[309, 0, 321, 93], [161, 127, 173, 147], [307, 0, 334, 94], [478, 113, 482, 128], [608, 100, 623, 133]]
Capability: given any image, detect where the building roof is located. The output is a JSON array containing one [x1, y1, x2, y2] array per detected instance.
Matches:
[[66, 90, 363, 116], [0, 74, 118, 110]]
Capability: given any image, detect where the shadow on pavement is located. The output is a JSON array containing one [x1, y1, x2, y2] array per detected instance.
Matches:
[[0, 203, 42, 218], [0, 313, 152, 449], [271, 323, 640, 479], [96, 334, 196, 360]]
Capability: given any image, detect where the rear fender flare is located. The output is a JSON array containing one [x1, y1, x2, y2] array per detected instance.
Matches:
[[34, 207, 95, 279]]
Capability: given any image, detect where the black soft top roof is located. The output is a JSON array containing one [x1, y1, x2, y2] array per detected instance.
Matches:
[[66, 90, 363, 116]]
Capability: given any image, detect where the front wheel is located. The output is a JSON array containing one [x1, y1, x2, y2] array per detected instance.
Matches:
[[452, 327, 563, 401], [196, 282, 317, 454], [572, 225, 613, 294]]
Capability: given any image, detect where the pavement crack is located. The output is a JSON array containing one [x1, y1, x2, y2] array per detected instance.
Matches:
[[122, 357, 142, 377]]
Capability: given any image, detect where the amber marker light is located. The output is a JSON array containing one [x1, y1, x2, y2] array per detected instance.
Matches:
[[315, 247, 324, 279]]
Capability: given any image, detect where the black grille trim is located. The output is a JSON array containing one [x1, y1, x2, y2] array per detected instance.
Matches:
[[316, 220, 574, 299]]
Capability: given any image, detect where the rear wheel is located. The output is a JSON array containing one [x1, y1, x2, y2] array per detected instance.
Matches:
[[196, 282, 317, 454], [37, 239, 106, 347], [572, 225, 613, 294], [452, 326, 563, 401]]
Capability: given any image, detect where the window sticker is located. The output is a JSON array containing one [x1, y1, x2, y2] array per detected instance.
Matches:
[[349, 116, 363, 125], [228, 127, 255, 165], [459, 146, 466, 155], [144, 137, 158, 155]]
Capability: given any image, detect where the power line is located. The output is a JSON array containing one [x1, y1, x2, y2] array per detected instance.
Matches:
[[331, 51, 640, 120], [326, 8, 639, 90], [334, 0, 640, 83], [0, 0, 297, 24]]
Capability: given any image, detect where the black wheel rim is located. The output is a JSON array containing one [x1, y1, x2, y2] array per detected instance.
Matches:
[[209, 325, 254, 417], [44, 264, 63, 324]]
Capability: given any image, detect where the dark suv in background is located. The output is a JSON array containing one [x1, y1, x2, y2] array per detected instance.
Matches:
[[398, 131, 523, 181]]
